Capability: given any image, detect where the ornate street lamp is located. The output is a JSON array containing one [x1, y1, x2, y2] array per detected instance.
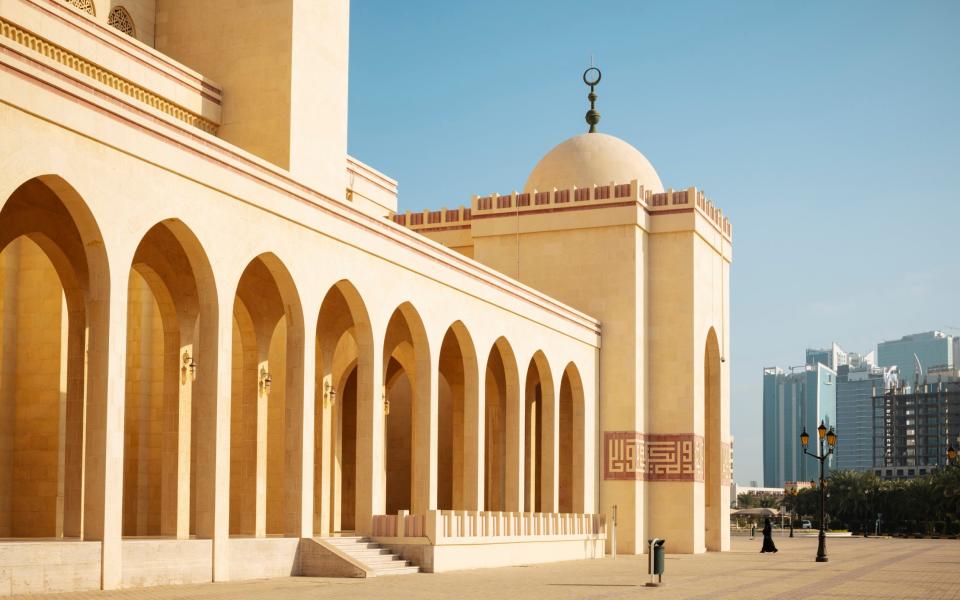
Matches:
[[801, 421, 836, 562]]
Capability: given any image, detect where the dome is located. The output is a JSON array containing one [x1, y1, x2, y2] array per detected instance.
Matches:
[[524, 132, 664, 194]]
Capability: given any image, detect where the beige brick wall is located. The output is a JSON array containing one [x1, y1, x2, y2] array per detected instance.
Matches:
[[122, 270, 167, 536], [3, 237, 66, 538]]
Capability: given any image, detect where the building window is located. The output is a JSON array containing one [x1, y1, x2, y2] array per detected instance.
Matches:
[[108, 6, 136, 37], [65, 0, 95, 15]]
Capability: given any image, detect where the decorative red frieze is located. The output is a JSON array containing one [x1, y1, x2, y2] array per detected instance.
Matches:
[[603, 431, 704, 482]]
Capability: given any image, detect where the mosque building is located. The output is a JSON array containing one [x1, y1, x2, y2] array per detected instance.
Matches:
[[0, 0, 731, 594]]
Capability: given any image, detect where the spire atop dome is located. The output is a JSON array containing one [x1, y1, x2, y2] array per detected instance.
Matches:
[[583, 66, 601, 133]]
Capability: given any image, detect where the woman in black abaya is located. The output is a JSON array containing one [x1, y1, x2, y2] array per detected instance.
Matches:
[[760, 517, 778, 553]]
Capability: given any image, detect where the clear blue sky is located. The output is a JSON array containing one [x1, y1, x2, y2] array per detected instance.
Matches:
[[347, 0, 960, 485]]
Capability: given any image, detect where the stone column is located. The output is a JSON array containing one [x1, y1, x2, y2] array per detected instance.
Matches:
[[83, 269, 128, 590], [62, 306, 86, 538], [540, 373, 559, 514], [504, 370, 524, 512], [161, 333, 193, 539], [316, 371, 334, 536], [285, 316, 312, 538], [200, 301, 232, 581], [411, 347, 438, 516], [463, 354, 484, 511], [354, 337, 384, 534], [255, 355, 269, 537]]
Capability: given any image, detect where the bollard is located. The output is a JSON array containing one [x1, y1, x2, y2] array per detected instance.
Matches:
[[611, 505, 618, 559], [646, 538, 666, 587]]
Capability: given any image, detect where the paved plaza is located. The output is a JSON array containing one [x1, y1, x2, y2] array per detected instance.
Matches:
[[14, 536, 959, 600]]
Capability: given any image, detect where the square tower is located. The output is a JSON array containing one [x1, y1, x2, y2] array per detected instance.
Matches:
[[405, 126, 732, 554]]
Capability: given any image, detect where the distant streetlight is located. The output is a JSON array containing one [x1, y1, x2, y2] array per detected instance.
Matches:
[[801, 421, 836, 563]]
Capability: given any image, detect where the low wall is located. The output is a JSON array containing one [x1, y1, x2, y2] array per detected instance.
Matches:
[[121, 539, 212, 588], [377, 536, 606, 573], [0, 540, 101, 596], [226, 537, 301, 580], [371, 509, 606, 573]]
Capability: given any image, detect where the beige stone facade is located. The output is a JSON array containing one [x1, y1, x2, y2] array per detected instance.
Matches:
[[0, 0, 730, 594]]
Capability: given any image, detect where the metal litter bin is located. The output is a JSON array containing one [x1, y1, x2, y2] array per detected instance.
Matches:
[[646, 538, 665, 586]]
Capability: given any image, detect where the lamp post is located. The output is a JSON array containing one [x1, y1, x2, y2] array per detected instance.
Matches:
[[801, 421, 836, 562]]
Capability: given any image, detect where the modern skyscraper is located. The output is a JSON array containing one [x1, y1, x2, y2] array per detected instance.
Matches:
[[806, 342, 848, 370], [878, 331, 954, 383], [836, 355, 893, 472], [763, 361, 836, 487]]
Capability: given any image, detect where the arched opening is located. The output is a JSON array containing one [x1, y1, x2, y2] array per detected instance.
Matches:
[[314, 280, 373, 535], [558, 362, 585, 514], [524, 352, 555, 513], [436, 322, 477, 511], [228, 254, 304, 537], [704, 328, 722, 550], [0, 177, 108, 540], [484, 338, 520, 511], [121, 221, 217, 539], [382, 303, 430, 515]]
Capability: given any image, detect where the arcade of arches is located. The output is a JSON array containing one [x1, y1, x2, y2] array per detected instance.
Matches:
[[0, 178, 591, 543]]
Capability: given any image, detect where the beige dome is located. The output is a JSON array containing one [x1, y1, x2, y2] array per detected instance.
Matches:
[[524, 132, 664, 194]]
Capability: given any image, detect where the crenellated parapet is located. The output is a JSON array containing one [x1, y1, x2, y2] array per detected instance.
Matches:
[[392, 179, 732, 239]]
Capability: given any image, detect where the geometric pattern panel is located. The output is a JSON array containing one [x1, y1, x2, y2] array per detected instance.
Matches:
[[603, 431, 705, 482], [108, 6, 135, 37], [65, 0, 96, 15]]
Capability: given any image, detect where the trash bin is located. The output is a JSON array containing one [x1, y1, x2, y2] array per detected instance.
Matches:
[[646, 538, 665, 586]]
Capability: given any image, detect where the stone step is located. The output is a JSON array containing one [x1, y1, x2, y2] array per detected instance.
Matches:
[[362, 555, 407, 565], [372, 564, 420, 576], [316, 537, 420, 576], [349, 549, 393, 558]]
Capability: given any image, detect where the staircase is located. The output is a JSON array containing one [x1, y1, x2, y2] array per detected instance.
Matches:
[[321, 536, 420, 576]]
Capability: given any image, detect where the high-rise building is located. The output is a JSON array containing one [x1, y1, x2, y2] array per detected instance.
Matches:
[[878, 331, 954, 383], [763, 362, 836, 487], [836, 355, 893, 472], [806, 343, 848, 370], [873, 378, 960, 479]]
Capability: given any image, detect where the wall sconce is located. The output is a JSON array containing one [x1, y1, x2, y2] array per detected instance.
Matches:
[[181, 350, 197, 383], [323, 380, 337, 408], [259, 366, 272, 395], [382, 385, 390, 416]]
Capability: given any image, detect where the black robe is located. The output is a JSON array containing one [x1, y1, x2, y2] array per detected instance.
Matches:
[[760, 521, 778, 553]]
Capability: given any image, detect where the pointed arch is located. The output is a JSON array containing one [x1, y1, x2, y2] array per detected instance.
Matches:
[[314, 279, 374, 535], [121, 219, 218, 539], [524, 350, 556, 513], [437, 320, 479, 511], [0, 175, 109, 540], [559, 362, 586, 514], [485, 336, 522, 511], [228, 253, 305, 537], [382, 302, 431, 515]]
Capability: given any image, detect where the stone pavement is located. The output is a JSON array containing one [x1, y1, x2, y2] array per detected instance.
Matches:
[[15, 536, 960, 599]]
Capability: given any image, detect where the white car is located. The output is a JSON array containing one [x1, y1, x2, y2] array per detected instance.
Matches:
[[801, 520, 813, 529]]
